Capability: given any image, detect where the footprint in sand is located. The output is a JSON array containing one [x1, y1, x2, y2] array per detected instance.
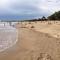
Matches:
[[37, 53, 53, 60]]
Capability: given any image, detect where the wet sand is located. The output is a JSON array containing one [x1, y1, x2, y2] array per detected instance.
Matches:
[[0, 26, 60, 60]]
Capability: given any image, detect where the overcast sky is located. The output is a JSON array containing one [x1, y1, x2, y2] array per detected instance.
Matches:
[[0, 0, 60, 20]]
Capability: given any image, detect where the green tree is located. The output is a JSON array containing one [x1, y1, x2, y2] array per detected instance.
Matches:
[[41, 16, 47, 20], [48, 11, 60, 20]]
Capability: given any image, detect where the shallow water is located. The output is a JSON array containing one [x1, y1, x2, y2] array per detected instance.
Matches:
[[0, 23, 18, 52]]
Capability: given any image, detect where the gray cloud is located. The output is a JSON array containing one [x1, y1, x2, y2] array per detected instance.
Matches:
[[0, 0, 59, 20]]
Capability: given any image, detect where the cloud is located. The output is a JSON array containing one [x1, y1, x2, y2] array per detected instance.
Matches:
[[0, 0, 60, 20]]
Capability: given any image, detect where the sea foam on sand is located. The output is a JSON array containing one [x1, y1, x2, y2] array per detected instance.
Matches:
[[0, 22, 18, 52]]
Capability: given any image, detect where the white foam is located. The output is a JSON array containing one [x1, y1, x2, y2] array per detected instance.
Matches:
[[0, 22, 18, 52]]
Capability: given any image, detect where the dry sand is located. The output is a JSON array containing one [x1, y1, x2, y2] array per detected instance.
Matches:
[[0, 21, 60, 60], [22, 21, 60, 38]]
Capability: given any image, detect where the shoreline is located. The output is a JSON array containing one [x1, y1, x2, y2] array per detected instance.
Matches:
[[0, 22, 60, 60], [0, 25, 18, 53]]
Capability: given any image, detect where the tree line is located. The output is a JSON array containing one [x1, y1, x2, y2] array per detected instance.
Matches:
[[48, 11, 60, 20], [22, 11, 60, 22], [36, 11, 60, 21]]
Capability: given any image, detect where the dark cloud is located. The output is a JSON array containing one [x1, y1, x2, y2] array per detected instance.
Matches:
[[0, 0, 59, 20]]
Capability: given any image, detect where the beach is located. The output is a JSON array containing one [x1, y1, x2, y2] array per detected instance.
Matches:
[[0, 21, 60, 60]]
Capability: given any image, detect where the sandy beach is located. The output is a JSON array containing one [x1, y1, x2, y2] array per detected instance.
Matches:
[[0, 0, 60, 60], [0, 21, 60, 60]]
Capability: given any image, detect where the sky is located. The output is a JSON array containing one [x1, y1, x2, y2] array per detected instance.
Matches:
[[0, 0, 60, 20]]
